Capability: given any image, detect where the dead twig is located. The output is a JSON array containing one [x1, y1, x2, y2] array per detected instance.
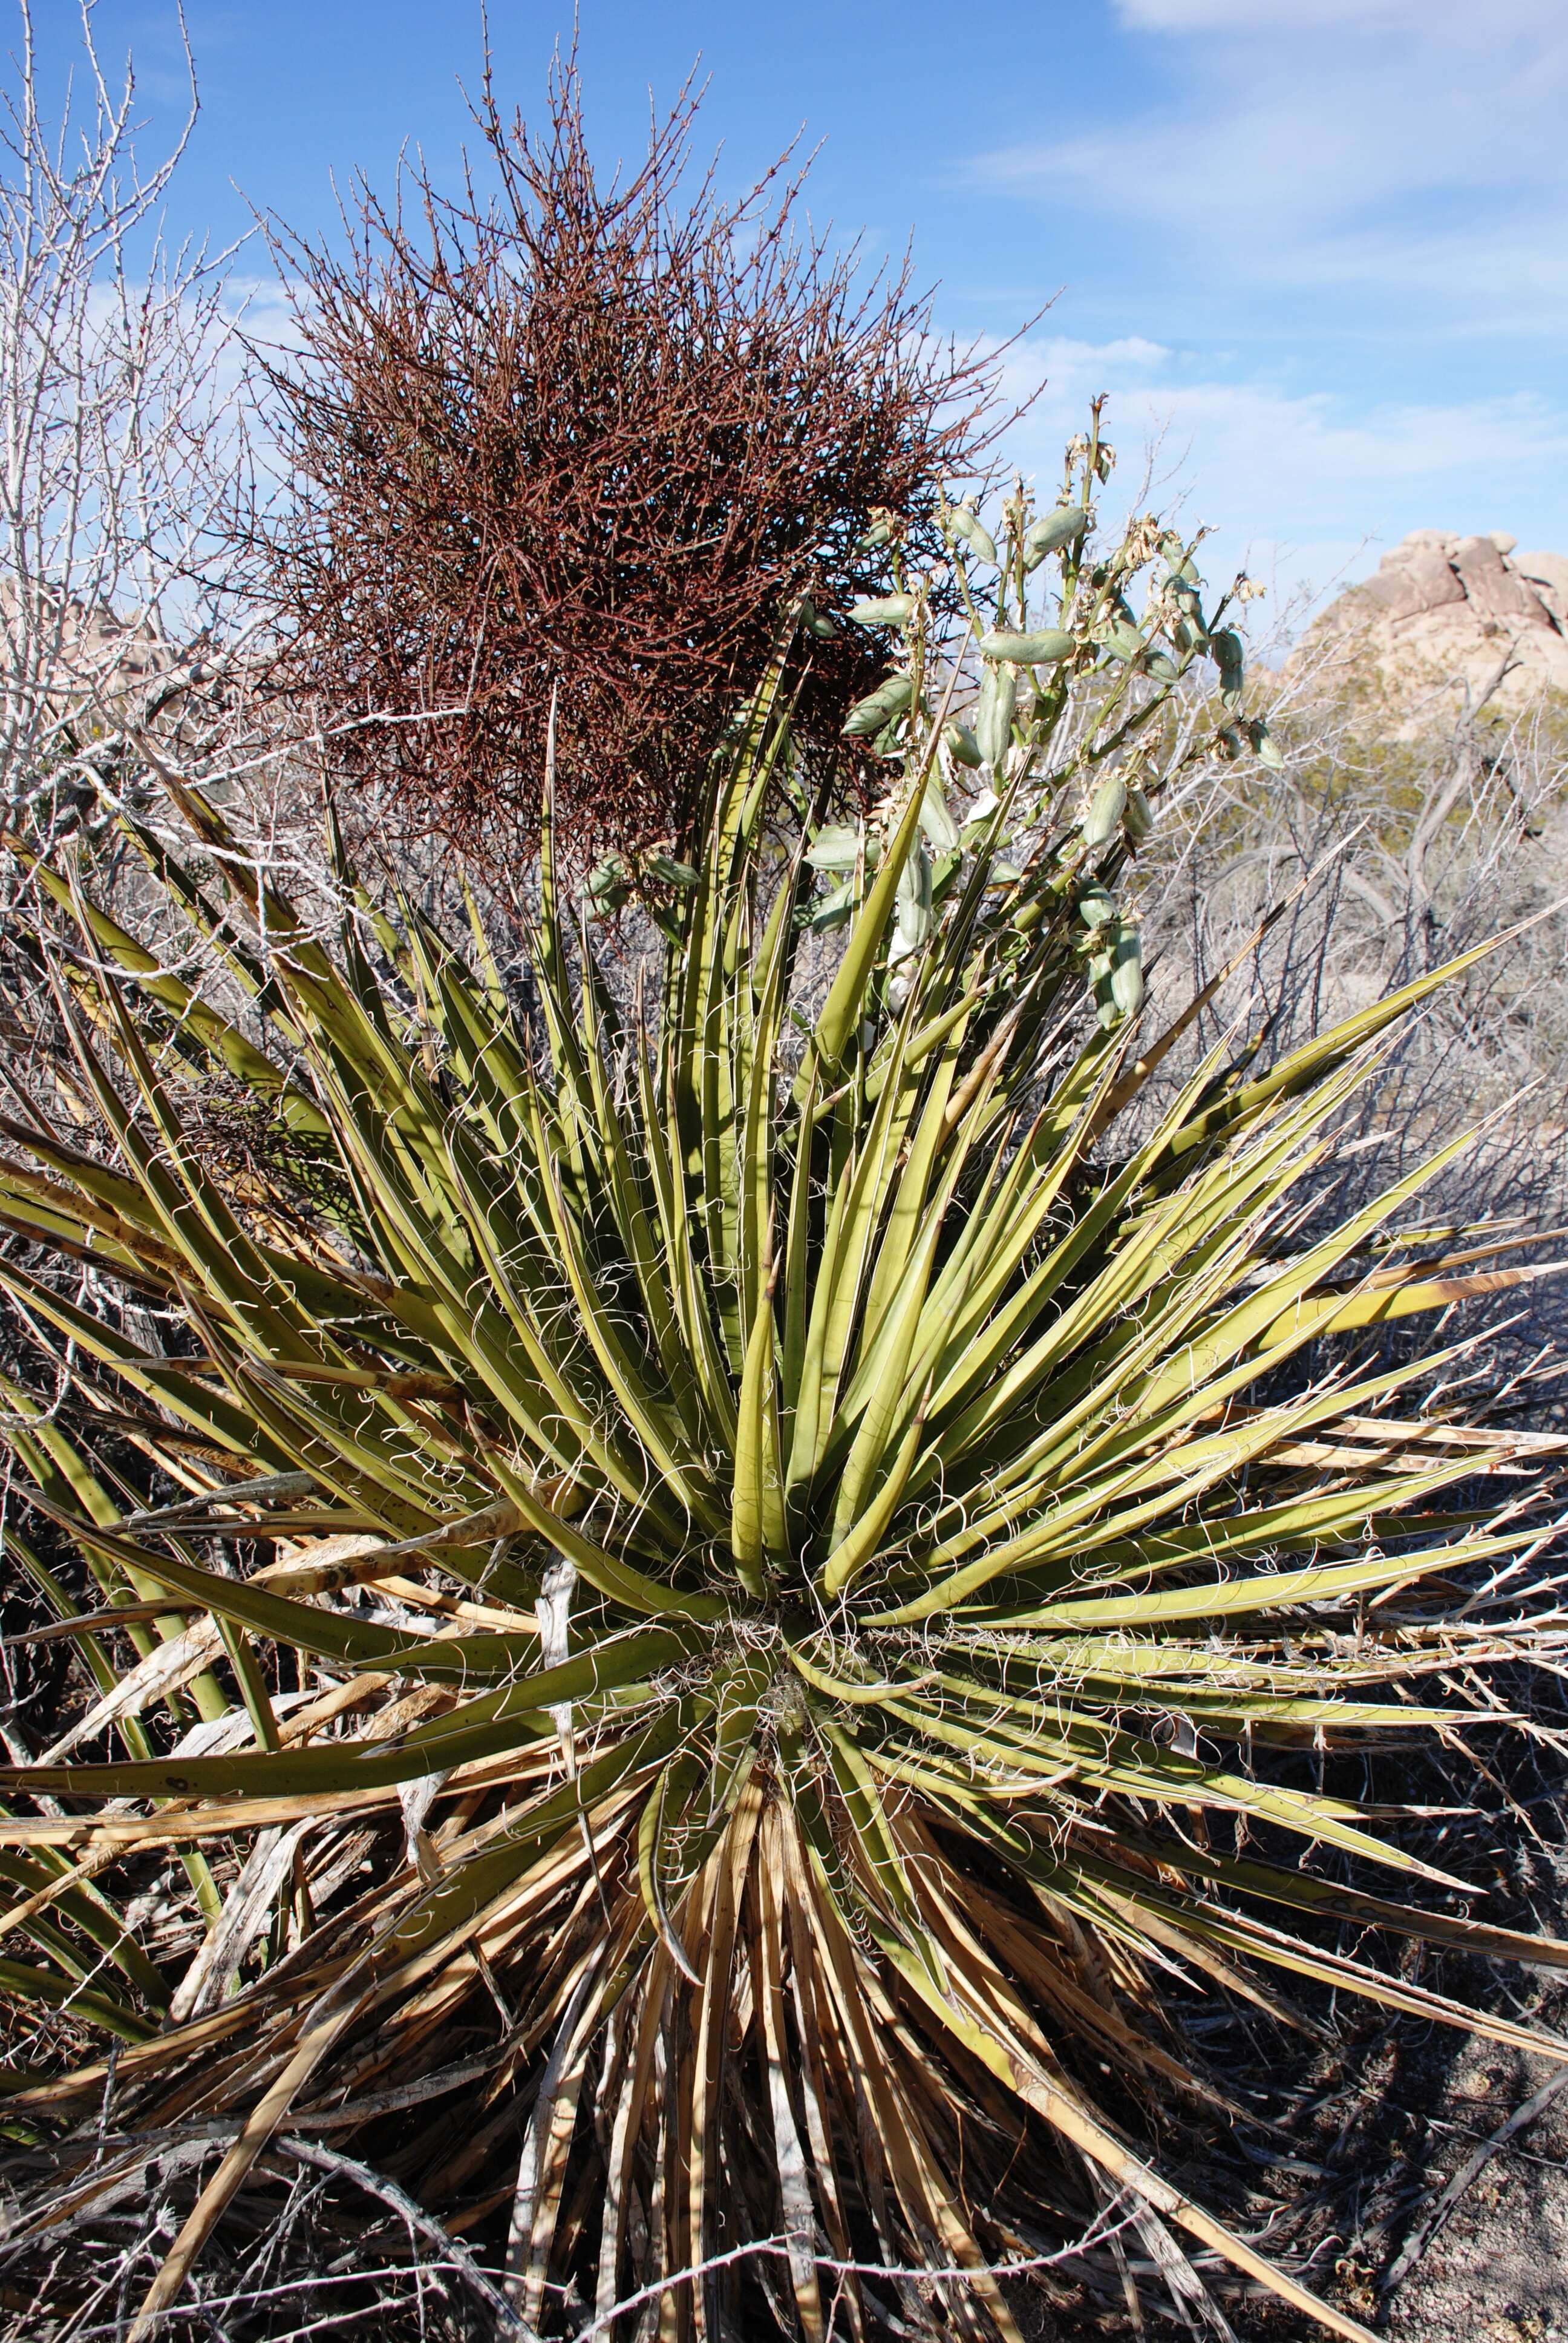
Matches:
[[1382, 2060, 1568, 2294]]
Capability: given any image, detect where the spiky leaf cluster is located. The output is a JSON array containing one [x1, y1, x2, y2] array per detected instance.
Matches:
[[0, 454, 1564, 2342]]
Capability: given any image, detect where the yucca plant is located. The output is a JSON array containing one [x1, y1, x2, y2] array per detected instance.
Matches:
[[1, 421, 1566, 2342]]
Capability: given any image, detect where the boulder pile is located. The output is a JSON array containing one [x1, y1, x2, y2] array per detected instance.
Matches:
[[1299, 531, 1568, 714]]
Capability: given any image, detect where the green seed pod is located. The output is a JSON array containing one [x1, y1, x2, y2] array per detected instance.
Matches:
[[1167, 557, 1201, 590], [841, 675, 913, 739], [1076, 883, 1117, 929], [888, 845, 935, 1008], [1210, 628, 1245, 707], [797, 597, 840, 640], [854, 514, 896, 552], [943, 719, 984, 769], [1022, 504, 1089, 571], [645, 853, 701, 889], [1145, 650, 1181, 684], [1100, 618, 1144, 664], [1167, 582, 1207, 650], [1158, 534, 1201, 585], [893, 898, 933, 956], [1110, 931, 1144, 1018], [945, 505, 999, 567], [919, 780, 962, 855], [849, 594, 916, 628], [587, 855, 633, 916], [1081, 773, 1128, 848], [978, 627, 1075, 666], [973, 665, 1017, 768], [806, 824, 862, 872], [803, 877, 855, 932], [1171, 612, 1207, 657], [1124, 785, 1153, 842], [1248, 717, 1285, 770]]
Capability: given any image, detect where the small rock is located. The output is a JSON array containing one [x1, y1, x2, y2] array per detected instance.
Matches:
[[1517, 552, 1568, 623]]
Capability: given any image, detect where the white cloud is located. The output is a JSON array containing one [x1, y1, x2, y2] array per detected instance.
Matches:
[[985, 335, 1568, 615], [1114, 0, 1550, 30]]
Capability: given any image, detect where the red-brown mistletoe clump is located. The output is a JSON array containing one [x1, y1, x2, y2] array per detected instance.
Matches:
[[252, 55, 1015, 865]]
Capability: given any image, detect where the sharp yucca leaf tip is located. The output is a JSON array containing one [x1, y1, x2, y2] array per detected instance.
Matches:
[[1, 483, 1564, 2342]]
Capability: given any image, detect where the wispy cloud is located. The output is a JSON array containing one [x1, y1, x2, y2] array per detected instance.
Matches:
[[973, 3, 1568, 330], [957, 1, 1568, 617], [1113, 0, 1492, 28], [991, 335, 1568, 611]]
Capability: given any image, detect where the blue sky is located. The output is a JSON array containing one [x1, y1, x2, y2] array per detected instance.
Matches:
[[33, 0, 1568, 618]]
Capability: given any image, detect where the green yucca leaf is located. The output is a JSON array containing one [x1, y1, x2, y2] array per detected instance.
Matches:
[[0, 1956, 155, 2043], [4, 1634, 687, 1802], [811, 760, 941, 1065], [1, 571, 1563, 2343]]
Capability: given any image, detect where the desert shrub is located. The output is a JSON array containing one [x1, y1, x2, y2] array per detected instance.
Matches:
[[1128, 617, 1568, 1403], [0, 0, 259, 890], [1, 436, 1566, 2343], [247, 54, 1012, 870]]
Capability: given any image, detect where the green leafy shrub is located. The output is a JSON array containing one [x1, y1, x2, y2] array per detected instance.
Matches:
[[1, 429, 1565, 2341]]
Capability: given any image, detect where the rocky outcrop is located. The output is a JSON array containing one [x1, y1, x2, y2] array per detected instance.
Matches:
[[1299, 531, 1568, 714]]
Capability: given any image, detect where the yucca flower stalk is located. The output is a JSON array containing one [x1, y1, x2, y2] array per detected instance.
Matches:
[[1, 437, 1566, 2341]]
